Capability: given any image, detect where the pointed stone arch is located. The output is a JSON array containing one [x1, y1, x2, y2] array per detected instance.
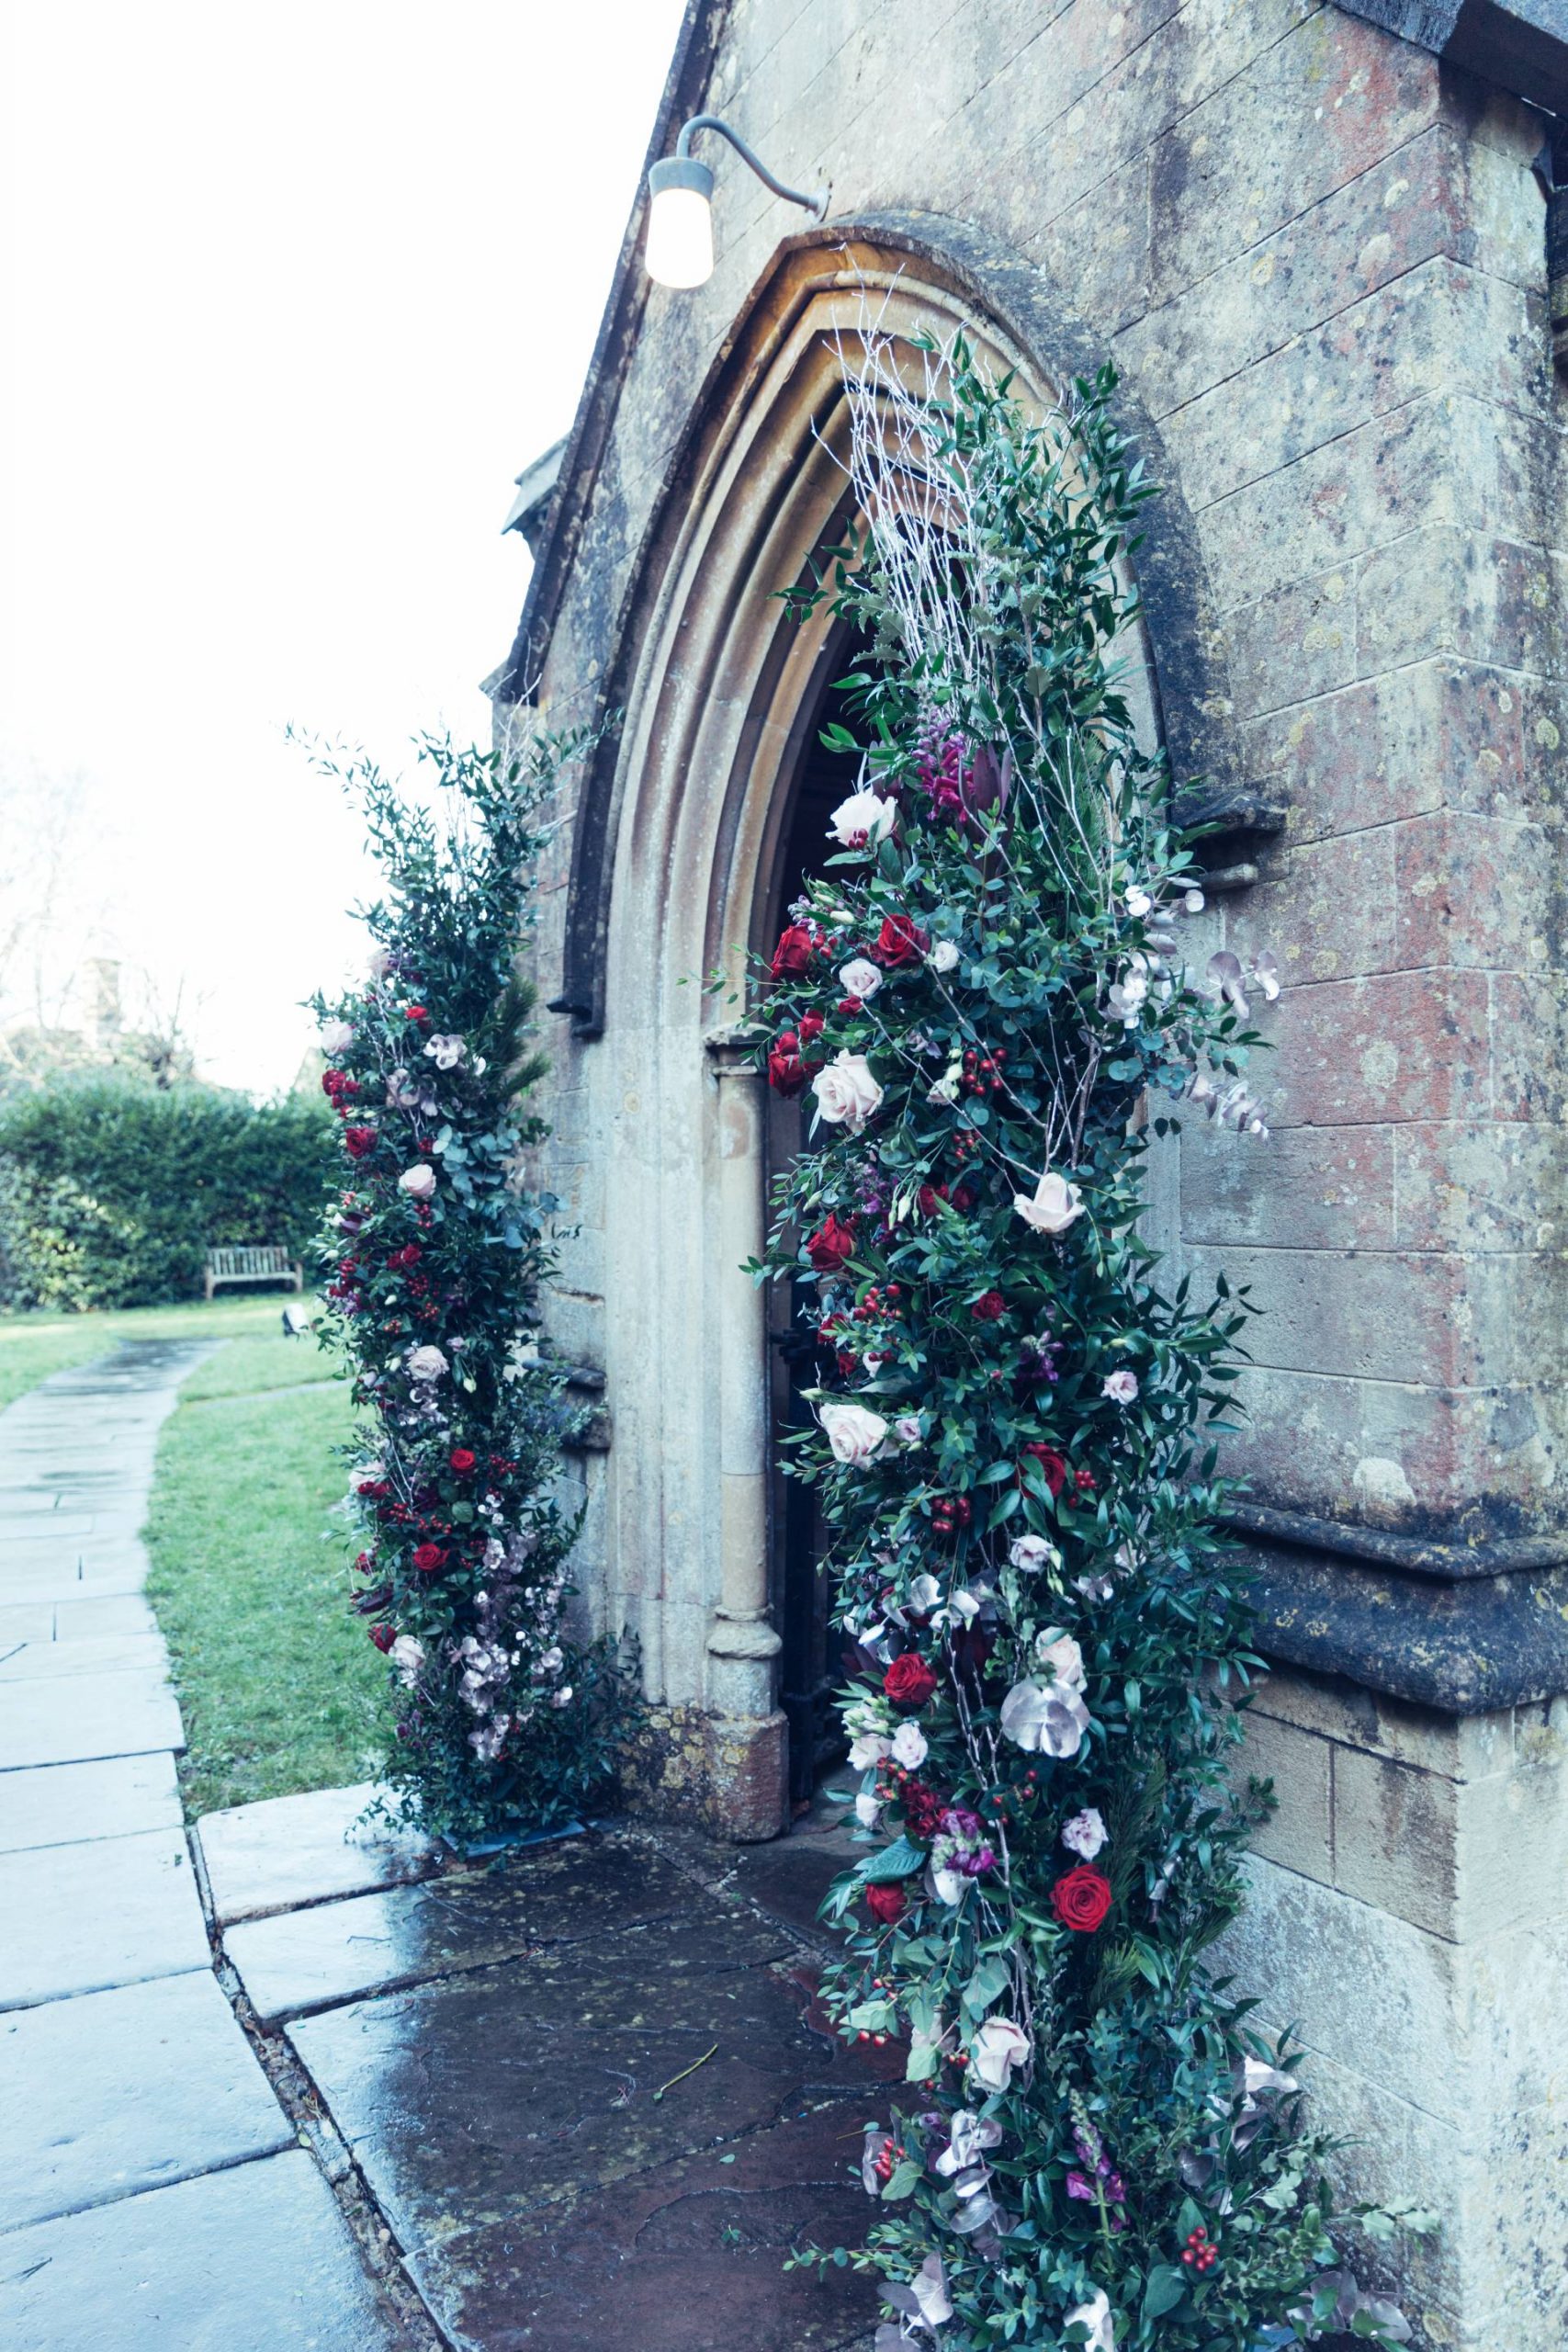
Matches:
[[545, 221, 1242, 1836]]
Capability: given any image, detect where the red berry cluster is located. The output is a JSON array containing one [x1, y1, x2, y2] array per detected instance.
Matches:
[[868, 2132, 904, 2176], [961, 1046, 1008, 1097], [931, 1494, 972, 1536], [1182, 2228, 1219, 2275]]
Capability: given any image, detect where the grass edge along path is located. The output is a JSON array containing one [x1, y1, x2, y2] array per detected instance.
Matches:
[[144, 1329, 388, 1817]]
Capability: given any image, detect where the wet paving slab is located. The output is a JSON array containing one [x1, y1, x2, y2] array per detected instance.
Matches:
[[227, 1832, 719, 2024], [405, 2097, 879, 2352], [285, 1911, 871, 2252], [0, 1751, 184, 1853], [0, 2147, 412, 2352], [0, 1666, 184, 1769], [0, 1825, 209, 2008], [0, 1630, 169, 1680], [0, 1969, 292, 2232], [197, 1780, 441, 1926]]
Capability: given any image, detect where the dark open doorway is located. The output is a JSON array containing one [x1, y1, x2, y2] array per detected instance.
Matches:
[[764, 628, 871, 1810]]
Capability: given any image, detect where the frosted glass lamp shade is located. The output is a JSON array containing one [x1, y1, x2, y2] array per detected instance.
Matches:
[[646, 156, 715, 288]]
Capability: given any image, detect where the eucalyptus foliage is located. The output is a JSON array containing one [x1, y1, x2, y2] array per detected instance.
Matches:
[[761, 338, 1424, 2350], [310, 732, 631, 1847]]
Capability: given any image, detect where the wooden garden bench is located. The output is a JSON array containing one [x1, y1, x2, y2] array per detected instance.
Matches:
[[203, 1245, 304, 1301]]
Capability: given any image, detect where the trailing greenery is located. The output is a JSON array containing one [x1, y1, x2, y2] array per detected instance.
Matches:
[[144, 1337, 381, 1816], [310, 732, 636, 1849], [759, 337, 1426, 2351], [0, 1076, 331, 1310]]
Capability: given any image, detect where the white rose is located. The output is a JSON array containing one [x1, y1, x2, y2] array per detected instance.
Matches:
[[999, 1678, 1090, 1758], [812, 1052, 884, 1132], [837, 957, 883, 1001], [1034, 1627, 1086, 1683], [828, 788, 897, 848], [1035, 1627, 1086, 1688], [1013, 1168, 1084, 1235], [321, 1019, 356, 1056], [890, 1722, 928, 1770], [388, 1634, 424, 1688], [399, 1163, 437, 1200], [1066, 2289, 1117, 2352], [1009, 1533, 1060, 1574], [407, 1344, 448, 1383], [1102, 1368, 1139, 1404], [1062, 1806, 1109, 1860], [820, 1399, 888, 1465], [930, 1861, 967, 1905], [847, 1732, 893, 1770], [423, 1032, 467, 1069], [969, 2016, 1031, 2092], [926, 939, 960, 974], [854, 1791, 882, 1827]]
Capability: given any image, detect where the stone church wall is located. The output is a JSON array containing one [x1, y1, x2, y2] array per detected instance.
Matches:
[[496, 6, 1567, 2344]]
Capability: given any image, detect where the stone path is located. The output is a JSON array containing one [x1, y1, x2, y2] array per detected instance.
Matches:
[[0, 1343, 412, 2351], [0, 1340, 886, 2348], [201, 1788, 886, 2349]]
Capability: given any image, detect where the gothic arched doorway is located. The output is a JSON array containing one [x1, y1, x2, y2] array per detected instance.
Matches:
[[535, 226, 1221, 1839]]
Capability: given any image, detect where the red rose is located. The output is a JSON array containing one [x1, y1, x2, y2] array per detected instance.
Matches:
[[771, 922, 818, 979], [871, 913, 930, 967], [343, 1125, 378, 1159], [807, 1213, 857, 1273], [1051, 1865, 1112, 1934], [412, 1542, 448, 1575], [971, 1289, 1007, 1322], [884, 1653, 939, 1712], [902, 1781, 946, 1840], [404, 1003, 430, 1022], [1021, 1442, 1068, 1498], [448, 1448, 477, 1474], [798, 1012, 825, 1043], [866, 1883, 907, 1926], [768, 1035, 808, 1096], [368, 1623, 397, 1653]]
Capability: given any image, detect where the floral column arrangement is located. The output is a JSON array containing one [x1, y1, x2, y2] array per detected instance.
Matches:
[[311, 730, 625, 1849], [762, 335, 1423, 2349]]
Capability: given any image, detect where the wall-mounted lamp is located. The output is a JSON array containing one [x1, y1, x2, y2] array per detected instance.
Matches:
[[645, 114, 829, 289]]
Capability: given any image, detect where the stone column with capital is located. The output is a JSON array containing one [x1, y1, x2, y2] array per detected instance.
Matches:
[[702, 1024, 788, 1839]]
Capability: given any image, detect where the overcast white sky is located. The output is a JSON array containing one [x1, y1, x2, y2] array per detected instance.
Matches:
[[0, 0, 687, 1091]]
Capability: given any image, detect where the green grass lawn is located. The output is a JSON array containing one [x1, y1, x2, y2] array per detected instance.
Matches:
[[0, 1293, 306, 1414], [143, 1325, 389, 1818]]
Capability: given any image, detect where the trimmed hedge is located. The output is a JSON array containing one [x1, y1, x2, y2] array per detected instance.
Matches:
[[0, 1079, 333, 1310]]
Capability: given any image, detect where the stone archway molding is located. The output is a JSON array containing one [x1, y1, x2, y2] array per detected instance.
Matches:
[[544, 211, 1258, 1040]]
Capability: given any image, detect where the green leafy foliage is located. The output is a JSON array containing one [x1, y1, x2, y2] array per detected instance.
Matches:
[[0, 1078, 331, 1310], [309, 730, 637, 1848], [759, 338, 1423, 2349]]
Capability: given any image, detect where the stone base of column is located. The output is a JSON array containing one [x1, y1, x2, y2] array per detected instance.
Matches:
[[616, 1701, 790, 1844], [1214, 1662, 1568, 2352]]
